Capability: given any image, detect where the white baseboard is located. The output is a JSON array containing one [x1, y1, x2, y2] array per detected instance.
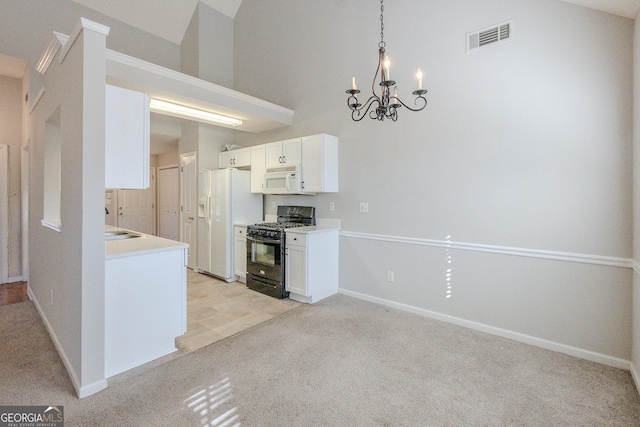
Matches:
[[338, 288, 631, 371], [27, 288, 108, 398], [5, 276, 24, 284], [631, 362, 640, 393]]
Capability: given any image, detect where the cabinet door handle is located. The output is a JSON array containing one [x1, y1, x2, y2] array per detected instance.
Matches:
[[282, 155, 286, 164], [279, 156, 283, 164]]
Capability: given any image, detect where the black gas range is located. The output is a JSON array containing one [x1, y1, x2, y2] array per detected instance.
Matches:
[[246, 206, 315, 299]]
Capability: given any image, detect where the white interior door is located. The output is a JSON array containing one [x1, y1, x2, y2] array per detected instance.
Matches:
[[116, 167, 156, 234], [180, 152, 197, 269], [105, 189, 117, 226], [158, 166, 179, 240]]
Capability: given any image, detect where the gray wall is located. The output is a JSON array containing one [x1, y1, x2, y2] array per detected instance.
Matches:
[[180, 1, 234, 88], [0, 75, 22, 278], [234, 0, 634, 362], [0, 0, 181, 105], [29, 23, 108, 397], [632, 14, 640, 384]]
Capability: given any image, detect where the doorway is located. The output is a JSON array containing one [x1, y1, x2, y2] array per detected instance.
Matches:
[[105, 167, 156, 235]]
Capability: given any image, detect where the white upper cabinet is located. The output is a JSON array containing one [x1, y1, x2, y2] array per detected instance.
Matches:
[[250, 145, 266, 193], [219, 147, 251, 169], [105, 84, 150, 189], [301, 134, 338, 193], [265, 138, 302, 168]]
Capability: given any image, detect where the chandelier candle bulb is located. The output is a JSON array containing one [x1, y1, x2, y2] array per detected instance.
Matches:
[[351, 77, 357, 90], [383, 56, 391, 80], [417, 68, 423, 90]]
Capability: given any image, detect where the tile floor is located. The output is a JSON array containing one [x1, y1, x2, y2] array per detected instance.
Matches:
[[175, 269, 301, 353]]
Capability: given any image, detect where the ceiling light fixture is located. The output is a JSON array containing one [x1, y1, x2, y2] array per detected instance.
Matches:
[[149, 99, 243, 127], [346, 0, 428, 122]]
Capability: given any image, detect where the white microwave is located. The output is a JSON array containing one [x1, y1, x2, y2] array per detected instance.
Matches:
[[263, 165, 303, 194]]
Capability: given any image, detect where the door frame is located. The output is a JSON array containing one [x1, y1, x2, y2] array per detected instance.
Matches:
[[0, 145, 8, 284], [157, 164, 179, 239], [179, 152, 197, 269]]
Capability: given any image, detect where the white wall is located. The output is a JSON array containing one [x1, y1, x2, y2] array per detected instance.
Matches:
[[0, 75, 22, 279], [0, 0, 180, 116], [29, 21, 108, 397], [631, 12, 640, 387], [180, 2, 234, 88], [234, 0, 634, 363]]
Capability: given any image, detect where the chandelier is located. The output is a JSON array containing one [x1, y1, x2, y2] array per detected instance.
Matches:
[[346, 0, 428, 122]]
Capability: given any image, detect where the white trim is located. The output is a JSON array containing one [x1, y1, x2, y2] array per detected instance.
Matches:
[[27, 288, 108, 398], [632, 260, 640, 276], [340, 231, 633, 269], [6, 276, 23, 283], [158, 163, 179, 170], [339, 287, 631, 370], [59, 18, 110, 66], [631, 362, 640, 394], [29, 88, 45, 114], [0, 145, 8, 284], [41, 219, 61, 232], [35, 32, 68, 75]]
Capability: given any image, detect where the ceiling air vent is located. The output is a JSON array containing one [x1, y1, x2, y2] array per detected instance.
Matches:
[[466, 21, 512, 52]]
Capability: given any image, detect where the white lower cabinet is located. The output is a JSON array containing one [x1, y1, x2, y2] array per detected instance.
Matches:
[[285, 229, 339, 303], [105, 247, 187, 378], [234, 225, 248, 283]]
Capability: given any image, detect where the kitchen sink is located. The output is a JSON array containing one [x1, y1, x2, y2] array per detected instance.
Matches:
[[105, 230, 143, 241]]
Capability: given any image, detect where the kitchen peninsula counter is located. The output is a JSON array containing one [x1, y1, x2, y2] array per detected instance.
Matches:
[[105, 226, 188, 260], [104, 226, 188, 378]]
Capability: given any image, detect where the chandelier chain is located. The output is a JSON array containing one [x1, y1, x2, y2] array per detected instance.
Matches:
[[379, 0, 385, 49]]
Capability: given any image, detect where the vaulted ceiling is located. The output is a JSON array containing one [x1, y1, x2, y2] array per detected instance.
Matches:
[[70, 0, 243, 44], [67, 0, 639, 46]]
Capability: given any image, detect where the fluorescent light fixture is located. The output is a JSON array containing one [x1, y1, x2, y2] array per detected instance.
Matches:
[[149, 99, 243, 127]]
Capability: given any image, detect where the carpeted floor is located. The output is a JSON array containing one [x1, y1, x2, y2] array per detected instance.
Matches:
[[1, 295, 639, 426]]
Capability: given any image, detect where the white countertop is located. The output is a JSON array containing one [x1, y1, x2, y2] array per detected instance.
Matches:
[[285, 218, 341, 234], [285, 225, 339, 234], [106, 226, 188, 260]]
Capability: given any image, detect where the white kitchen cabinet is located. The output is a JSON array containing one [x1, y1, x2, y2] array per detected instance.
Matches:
[[105, 240, 187, 378], [265, 138, 302, 168], [105, 84, 150, 189], [285, 228, 339, 303], [219, 147, 251, 169], [234, 225, 248, 283], [301, 134, 338, 193], [250, 145, 266, 193]]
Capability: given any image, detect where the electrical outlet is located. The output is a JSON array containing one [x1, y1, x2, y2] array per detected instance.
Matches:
[[387, 271, 395, 282], [329, 202, 335, 211], [360, 202, 369, 213], [271, 201, 276, 208]]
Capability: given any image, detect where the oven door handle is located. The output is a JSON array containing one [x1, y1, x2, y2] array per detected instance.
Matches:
[[246, 236, 282, 245]]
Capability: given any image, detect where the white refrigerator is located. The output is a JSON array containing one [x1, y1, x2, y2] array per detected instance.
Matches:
[[197, 168, 263, 281]]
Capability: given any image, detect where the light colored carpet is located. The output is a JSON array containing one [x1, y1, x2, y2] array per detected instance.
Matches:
[[1, 295, 639, 426]]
